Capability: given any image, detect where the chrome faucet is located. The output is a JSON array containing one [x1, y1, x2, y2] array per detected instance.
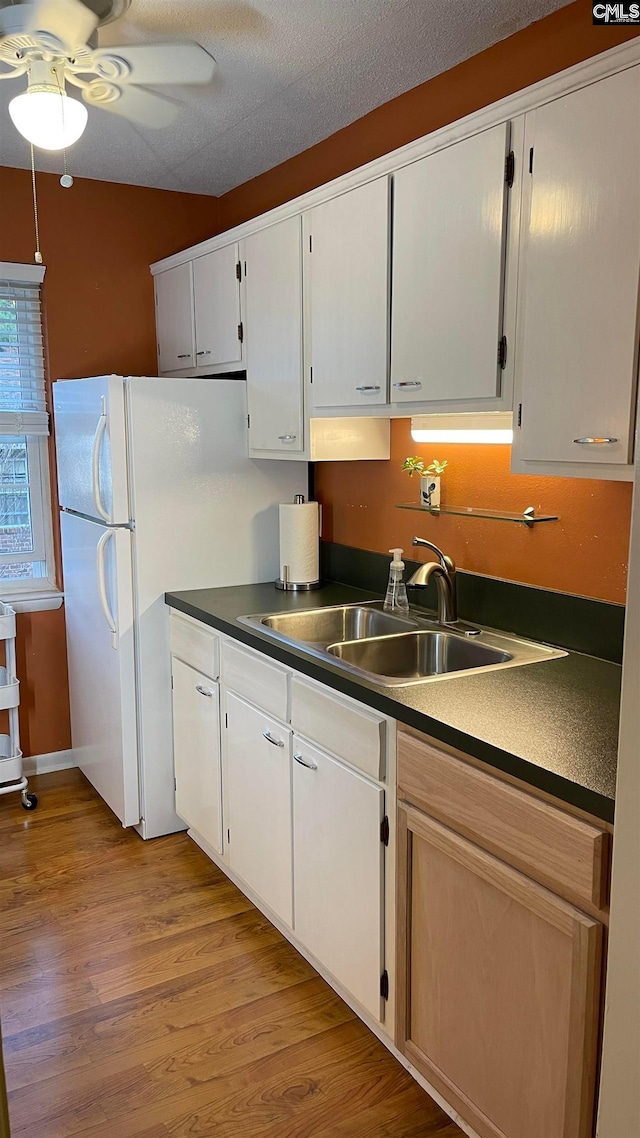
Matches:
[[407, 537, 458, 624], [406, 537, 480, 633]]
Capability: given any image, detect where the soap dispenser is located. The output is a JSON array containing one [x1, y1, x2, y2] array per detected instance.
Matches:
[[383, 548, 410, 614]]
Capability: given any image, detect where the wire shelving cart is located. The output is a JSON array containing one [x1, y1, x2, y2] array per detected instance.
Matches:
[[0, 602, 37, 811]]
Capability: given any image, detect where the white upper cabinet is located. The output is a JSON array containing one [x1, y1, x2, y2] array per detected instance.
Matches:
[[306, 177, 390, 408], [193, 243, 243, 369], [391, 123, 511, 406], [155, 262, 195, 373], [244, 217, 304, 455], [514, 68, 640, 473]]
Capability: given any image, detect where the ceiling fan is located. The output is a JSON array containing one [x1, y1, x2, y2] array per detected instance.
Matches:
[[0, 0, 216, 150]]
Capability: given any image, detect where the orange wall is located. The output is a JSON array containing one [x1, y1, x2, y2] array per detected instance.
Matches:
[[315, 420, 633, 604], [217, 0, 638, 605], [218, 1, 640, 230], [0, 168, 218, 754]]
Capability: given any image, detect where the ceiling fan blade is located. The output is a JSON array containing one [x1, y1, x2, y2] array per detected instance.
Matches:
[[83, 82, 180, 128], [25, 0, 99, 52], [89, 42, 216, 86]]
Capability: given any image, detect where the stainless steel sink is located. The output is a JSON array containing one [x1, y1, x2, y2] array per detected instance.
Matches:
[[258, 604, 413, 644], [327, 630, 512, 685], [239, 601, 566, 687]]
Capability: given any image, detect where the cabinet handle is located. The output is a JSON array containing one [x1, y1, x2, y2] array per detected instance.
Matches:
[[278, 435, 297, 442], [197, 350, 212, 356], [177, 354, 191, 360], [356, 385, 381, 393], [294, 752, 317, 770], [262, 730, 284, 747], [573, 437, 618, 445], [196, 685, 214, 697], [393, 381, 422, 389]]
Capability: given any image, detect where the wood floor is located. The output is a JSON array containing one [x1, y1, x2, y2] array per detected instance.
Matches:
[[0, 769, 462, 1138]]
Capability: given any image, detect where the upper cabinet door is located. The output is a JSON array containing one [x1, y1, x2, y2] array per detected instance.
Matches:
[[193, 243, 243, 369], [517, 69, 640, 466], [245, 217, 304, 455], [391, 123, 511, 405], [155, 262, 195, 373], [306, 177, 390, 408]]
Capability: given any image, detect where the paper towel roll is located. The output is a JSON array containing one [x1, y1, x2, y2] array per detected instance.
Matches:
[[279, 500, 320, 585]]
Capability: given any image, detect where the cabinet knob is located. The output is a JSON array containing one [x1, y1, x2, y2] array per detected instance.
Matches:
[[278, 435, 297, 442], [196, 685, 214, 697], [294, 752, 317, 770], [262, 730, 284, 747], [356, 385, 381, 393], [573, 437, 618, 445]]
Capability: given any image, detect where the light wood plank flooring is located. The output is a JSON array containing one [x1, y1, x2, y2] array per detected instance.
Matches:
[[0, 770, 463, 1137]]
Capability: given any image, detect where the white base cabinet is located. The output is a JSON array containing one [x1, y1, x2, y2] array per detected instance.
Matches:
[[292, 735, 385, 1020], [171, 657, 222, 854], [224, 691, 293, 927]]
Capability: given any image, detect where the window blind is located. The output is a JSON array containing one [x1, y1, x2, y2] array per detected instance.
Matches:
[[0, 280, 49, 436]]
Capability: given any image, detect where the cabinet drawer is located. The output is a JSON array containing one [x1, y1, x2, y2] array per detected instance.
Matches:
[[170, 613, 219, 680], [398, 730, 608, 909], [291, 676, 386, 781], [222, 641, 289, 721]]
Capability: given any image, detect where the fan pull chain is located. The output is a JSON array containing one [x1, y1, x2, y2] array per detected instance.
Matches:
[[30, 144, 43, 265], [61, 148, 73, 189], [54, 67, 75, 189]]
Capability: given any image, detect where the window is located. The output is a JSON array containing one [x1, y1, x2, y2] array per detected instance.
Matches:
[[0, 265, 56, 600]]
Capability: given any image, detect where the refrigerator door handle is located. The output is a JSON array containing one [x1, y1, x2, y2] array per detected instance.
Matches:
[[92, 398, 111, 523], [96, 530, 118, 650]]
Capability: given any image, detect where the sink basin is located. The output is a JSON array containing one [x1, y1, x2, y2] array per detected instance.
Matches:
[[327, 630, 512, 685], [238, 601, 566, 686], [256, 604, 415, 644]]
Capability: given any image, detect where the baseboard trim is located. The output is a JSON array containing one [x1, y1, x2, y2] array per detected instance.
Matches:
[[22, 749, 77, 776]]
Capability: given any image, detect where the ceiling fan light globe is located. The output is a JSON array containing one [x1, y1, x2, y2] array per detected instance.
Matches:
[[9, 87, 88, 151]]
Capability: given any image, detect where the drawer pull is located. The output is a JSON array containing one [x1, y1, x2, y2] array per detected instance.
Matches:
[[393, 381, 422, 389], [196, 349, 212, 357], [177, 354, 191, 360], [356, 385, 381, 393], [262, 730, 284, 748], [573, 437, 618, 445], [278, 435, 297, 442], [294, 752, 317, 770], [196, 685, 214, 697]]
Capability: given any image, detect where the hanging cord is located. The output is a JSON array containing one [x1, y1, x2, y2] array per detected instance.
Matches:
[[54, 66, 74, 189], [30, 143, 42, 265]]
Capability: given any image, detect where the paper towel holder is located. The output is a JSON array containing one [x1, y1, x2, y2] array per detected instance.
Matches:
[[275, 494, 323, 592]]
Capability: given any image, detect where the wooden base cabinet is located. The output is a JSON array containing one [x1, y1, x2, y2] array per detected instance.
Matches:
[[396, 804, 602, 1138]]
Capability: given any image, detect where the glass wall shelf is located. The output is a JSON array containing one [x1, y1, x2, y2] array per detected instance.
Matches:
[[395, 504, 559, 528]]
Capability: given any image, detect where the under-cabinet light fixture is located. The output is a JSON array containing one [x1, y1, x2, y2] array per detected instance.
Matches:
[[411, 412, 513, 445]]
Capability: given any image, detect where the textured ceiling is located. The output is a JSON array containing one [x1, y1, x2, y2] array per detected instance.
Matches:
[[0, 0, 572, 196]]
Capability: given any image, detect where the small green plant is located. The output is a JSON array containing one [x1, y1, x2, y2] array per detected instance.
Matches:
[[402, 456, 448, 477]]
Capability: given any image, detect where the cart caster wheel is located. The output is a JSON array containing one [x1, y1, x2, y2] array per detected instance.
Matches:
[[21, 793, 38, 811]]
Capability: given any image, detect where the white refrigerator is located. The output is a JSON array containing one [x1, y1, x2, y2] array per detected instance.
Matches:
[[53, 375, 307, 839]]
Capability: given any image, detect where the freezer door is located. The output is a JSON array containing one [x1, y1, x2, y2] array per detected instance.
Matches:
[[53, 375, 130, 524], [61, 511, 140, 827]]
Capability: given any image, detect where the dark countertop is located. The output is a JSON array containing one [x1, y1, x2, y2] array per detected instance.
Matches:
[[166, 582, 620, 823]]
